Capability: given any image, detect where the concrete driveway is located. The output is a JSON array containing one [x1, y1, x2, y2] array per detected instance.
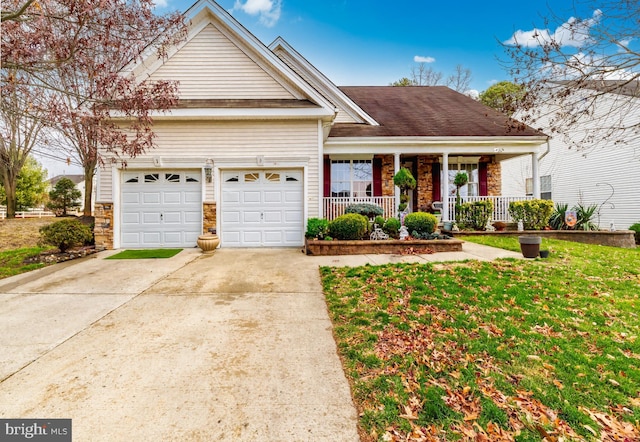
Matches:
[[0, 249, 360, 441]]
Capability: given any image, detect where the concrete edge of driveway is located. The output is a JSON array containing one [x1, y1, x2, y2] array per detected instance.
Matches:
[[0, 248, 202, 293]]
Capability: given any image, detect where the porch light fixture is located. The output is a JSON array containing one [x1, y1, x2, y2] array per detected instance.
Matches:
[[204, 159, 213, 183]]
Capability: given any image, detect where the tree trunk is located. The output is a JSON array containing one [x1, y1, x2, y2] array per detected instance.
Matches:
[[1, 168, 19, 219], [83, 163, 96, 217]]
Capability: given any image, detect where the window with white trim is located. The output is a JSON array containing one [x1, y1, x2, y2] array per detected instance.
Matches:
[[526, 175, 552, 199], [447, 163, 479, 197], [331, 159, 373, 198]]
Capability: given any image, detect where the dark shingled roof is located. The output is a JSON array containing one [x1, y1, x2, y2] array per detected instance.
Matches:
[[330, 86, 545, 138]]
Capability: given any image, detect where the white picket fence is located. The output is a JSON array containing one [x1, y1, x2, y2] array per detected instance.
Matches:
[[0, 207, 56, 220]]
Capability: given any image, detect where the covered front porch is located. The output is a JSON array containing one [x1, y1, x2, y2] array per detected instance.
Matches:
[[321, 148, 546, 224]]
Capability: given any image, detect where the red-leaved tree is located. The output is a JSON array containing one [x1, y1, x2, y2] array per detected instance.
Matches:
[[1, 0, 187, 216]]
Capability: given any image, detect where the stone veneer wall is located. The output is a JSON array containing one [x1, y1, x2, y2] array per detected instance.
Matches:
[[94, 202, 114, 250], [416, 157, 434, 211], [380, 155, 395, 197], [487, 161, 502, 196], [203, 202, 217, 233]]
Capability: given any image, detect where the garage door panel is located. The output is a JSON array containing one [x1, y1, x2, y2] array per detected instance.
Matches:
[[243, 211, 261, 223], [184, 211, 202, 223], [263, 230, 283, 244], [264, 191, 282, 203], [284, 210, 302, 223], [263, 211, 282, 223], [163, 231, 182, 245], [162, 192, 182, 204], [242, 231, 261, 244], [143, 212, 161, 224], [284, 191, 302, 203], [163, 212, 182, 224], [222, 231, 241, 245], [184, 191, 201, 203], [222, 190, 241, 203], [142, 231, 161, 244], [142, 192, 161, 204], [122, 193, 141, 204], [242, 191, 261, 204], [122, 213, 141, 224], [222, 211, 240, 224]]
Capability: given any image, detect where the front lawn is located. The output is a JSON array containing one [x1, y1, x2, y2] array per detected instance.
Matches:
[[322, 238, 640, 441], [0, 247, 50, 280]]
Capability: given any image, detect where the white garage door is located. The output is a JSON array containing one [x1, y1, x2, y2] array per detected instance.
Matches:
[[121, 170, 202, 248], [221, 170, 304, 247]]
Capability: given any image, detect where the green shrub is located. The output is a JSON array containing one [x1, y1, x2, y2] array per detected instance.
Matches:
[[344, 203, 383, 219], [383, 217, 401, 238], [548, 202, 598, 230], [305, 218, 329, 239], [456, 200, 493, 230], [39, 218, 93, 252], [630, 223, 640, 244], [328, 213, 369, 240], [508, 199, 554, 230], [404, 212, 437, 235]]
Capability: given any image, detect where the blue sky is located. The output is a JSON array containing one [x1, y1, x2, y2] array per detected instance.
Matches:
[[158, 0, 599, 94]]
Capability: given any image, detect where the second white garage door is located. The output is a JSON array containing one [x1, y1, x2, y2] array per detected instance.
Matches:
[[221, 170, 304, 247]]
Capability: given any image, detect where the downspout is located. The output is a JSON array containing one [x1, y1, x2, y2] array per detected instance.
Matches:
[[539, 139, 551, 161]]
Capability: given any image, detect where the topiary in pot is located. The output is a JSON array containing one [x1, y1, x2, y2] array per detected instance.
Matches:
[[393, 167, 416, 212], [328, 213, 369, 240], [404, 212, 438, 236]]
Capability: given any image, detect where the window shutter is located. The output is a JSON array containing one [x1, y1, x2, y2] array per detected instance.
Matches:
[[432, 163, 441, 201], [323, 158, 331, 197], [373, 157, 382, 196], [479, 162, 488, 196]]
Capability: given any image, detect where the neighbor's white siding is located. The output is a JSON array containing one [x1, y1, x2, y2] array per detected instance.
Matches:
[[149, 24, 295, 100], [98, 120, 321, 217], [502, 94, 640, 230]]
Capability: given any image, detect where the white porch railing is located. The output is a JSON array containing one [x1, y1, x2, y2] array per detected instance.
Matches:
[[323, 197, 396, 220], [446, 196, 534, 222]]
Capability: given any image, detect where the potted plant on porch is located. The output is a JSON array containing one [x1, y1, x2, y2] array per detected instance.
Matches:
[[393, 167, 416, 212]]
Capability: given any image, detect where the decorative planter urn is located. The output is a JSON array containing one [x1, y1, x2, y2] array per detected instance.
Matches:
[[518, 236, 541, 258], [197, 233, 220, 253]]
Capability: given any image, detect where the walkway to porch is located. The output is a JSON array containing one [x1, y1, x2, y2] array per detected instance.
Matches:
[[322, 195, 534, 223]]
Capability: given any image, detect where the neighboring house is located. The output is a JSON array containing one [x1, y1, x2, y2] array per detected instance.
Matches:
[[502, 81, 640, 230], [94, 0, 548, 249]]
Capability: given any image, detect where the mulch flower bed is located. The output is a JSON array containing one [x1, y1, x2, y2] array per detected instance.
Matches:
[[23, 246, 98, 265]]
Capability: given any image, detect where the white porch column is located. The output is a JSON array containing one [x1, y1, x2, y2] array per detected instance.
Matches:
[[394, 153, 401, 213], [531, 152, 541, 199], [442, 152, 449, 221]]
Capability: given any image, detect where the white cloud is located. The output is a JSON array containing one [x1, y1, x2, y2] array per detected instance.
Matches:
[[504, 9, 602, 48], [414, 55, 435, 63], [152, 0, 168, 8], [232, 0, 282, 27]]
